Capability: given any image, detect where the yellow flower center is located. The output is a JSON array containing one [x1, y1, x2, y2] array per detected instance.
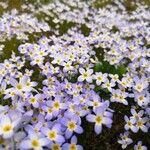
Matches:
[[83, 73, 88, 78], [136, 84, 143, 91], [137, 145, 142, 150], [119, 95, 124, 101], [97, 76, 102, 81], [26, 82, 31, 86], [113, 93, 118, 98], [137, 121, 143, 127], [30, 97, 36, 103], [52, 144, 61, 150], [48, 108, 53, 113], [93, 101, 99, 108], [67, 121, 76, 130], [127, 121, 132, 126], [2, 125, 13, 132], [32, 117, 38, 122], [69, 144, 77, 150], [53, 101, 60, 110], [16, 84, 23, 90], [48, 131, 57, 140], [31, 139, 40, 148], [95, 116, 102, 124], [139, 96, 144, 101], [122, 135, 127, 140]]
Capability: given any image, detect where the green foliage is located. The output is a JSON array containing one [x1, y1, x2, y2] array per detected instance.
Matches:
[[0, 1, 150, 150], [0, 38, 22, 62], [93, 62, 126, 77]]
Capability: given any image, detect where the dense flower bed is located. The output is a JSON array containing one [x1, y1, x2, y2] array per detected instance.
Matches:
[[0, 0, 149, 150]]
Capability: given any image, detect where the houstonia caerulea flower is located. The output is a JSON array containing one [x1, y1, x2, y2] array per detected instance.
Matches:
[[135, 117, 148, 133], [25, 122, 43, 135], [27, 94, 43, 108], [60, 115, 83, 139], [130, 109, 144, 121], [49, 143, 62, 150], [30, 55, 44, 66], [28, 94, 39, 108], [62, 61, 73, 72], [62, 136, 83, 150], [51, 55, 64, 65], [134, 91, 149, 106], [102, 79, 115, 92], [110, 89, 128, 105], [78, 68, 93, 83], [45, 95, 67, 117], [0, 114, 20, 139], [124, 115, 138, 132], [133, 76, 148, 92], [134, 141, 147, 150], [118, 132, 133, 149], [124, 109, 149, 133], [41, 123, 65, 144], [4, 75, 37, 97], [93, 72, 108, 85], [86, 102, 113, 134], [20, 131, 49, 150], [87, 93, 102, 110], [109, 74, 119, 82], [131, 109, 148, 132]]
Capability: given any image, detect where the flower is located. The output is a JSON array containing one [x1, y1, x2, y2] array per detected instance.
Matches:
[[118, 132, 133, 149], [110, 89, 128, 105], [20, 131, 49, 150], [124, 115, 138, 132], [62, 136, 83, 150], [134, 141, 147, 150], [0, 114, 20, 139], [133, 76, 148, 92], [86, 102, 113, 134], [4, 75, 37, 97], [0, 0, 150, 149], [136, 118, 148, 133], [78, 68, 93, 83], [62, 61, 73, 72], [102, 79, 115, 92], [93, 72, 108, 85], [50, 143, 62, 150], [60, 115, 83, 139], [41, 123, 65, 144]]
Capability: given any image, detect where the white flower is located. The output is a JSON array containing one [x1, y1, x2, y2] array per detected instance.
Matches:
[[102, 80, 115, 92], [20, 131, 49, 150], [0, 114, 19, 139], [78, 68, 93, 83], [4, 76, 37, 97], [62, 61, 73, 72], [134, 141, 147, 150], [118, 132, 133, 149], [93, 72, 108, 85], [124, 116, 138, 133]]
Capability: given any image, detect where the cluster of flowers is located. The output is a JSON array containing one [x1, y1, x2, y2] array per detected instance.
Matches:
[[21, 0, 150, 72], [0, 50, 113, 149], [118, 108, 150, 149], [0, 0, 149, 149], [21, 0, 93, 25], [0, 9, 50, 42]]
